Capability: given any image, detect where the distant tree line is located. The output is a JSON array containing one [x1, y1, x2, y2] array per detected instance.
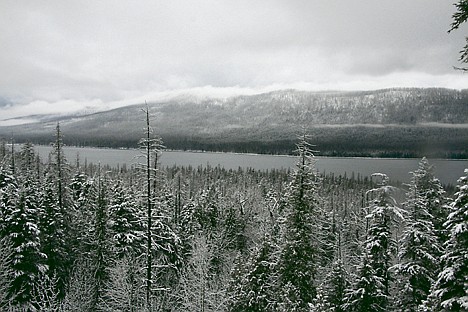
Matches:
[[2, 124, 467, 158]]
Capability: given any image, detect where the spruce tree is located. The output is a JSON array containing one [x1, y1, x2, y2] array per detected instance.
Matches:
[[318, 232, 349, 312], [90, 166, 111, 310], [229, 235, 278, 311], [52, 123, 67, 215], [5, 178, 46, 304], [425, 169, 468, 311], [39, 170, 69, 298], [68, 170, 94, 258], [0, 166, 18, 236], [344, 254, 387, 312], [109, 179, 144, 259], [394, 159, 443, 311], [344, 174, 403, 312], [276, 134, 322, 311], [415, 158, 447, 244]]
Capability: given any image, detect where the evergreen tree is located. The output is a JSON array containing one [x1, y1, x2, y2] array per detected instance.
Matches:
[[18, 142, 37, 177], [344, 254, 387, 312], [0, 139, 6, 161], [229, 235, 278, 311], [425, 169, 468, 311], [318, 232, 349, 312], [394, 159, 443, 311], [109, 179, 144, 259], [415, 158, 447, 244], [39, 170, 69, 298], [449, 0, 468, 70], [0, 238, 14, 309], [52, 123, 68, 215], [276, 134, 322, 311], [90, 166, 111, 310], [68, 170, 95, 260], [4, 178, 46, 304], [0, 166, 18, 237], [344, 173, 403, 312]]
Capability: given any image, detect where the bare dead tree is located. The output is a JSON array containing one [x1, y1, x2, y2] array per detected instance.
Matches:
[[137, 103, 164, 311]]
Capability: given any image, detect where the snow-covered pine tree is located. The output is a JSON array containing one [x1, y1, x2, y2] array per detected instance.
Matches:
[[67, 170, 94, 260], [5, 177, 46, 304], [343, 253, 387, 311], [109, 179, 144, 259], [18, 142, 37, 178], [276, 134, 322, 311], [317, 231, 349, 312], [0, 237, 14, 309], [39, 170, 69, 298], [425, 169, 468, 311], [50, 123, 69, 215], [415, 158, 448, 246], [228, 234, 278, 311], [0, 166, 18, 237], [393, 158, 443, 311], [0, 144, 47, 304], [344, 173, 403, 312], [0, 139, 6, 162], [90, 165, 111, 310]]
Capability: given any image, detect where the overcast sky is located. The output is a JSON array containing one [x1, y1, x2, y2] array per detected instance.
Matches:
[[1, 0, 467, 124]]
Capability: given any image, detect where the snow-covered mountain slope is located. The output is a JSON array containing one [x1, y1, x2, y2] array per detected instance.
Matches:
[[1, 88, 467, 157]]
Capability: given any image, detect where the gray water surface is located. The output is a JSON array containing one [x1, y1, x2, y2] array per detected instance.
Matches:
[[33, 146, 467, 185]]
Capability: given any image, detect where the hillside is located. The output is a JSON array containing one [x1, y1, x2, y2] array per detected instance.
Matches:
[[1, 88, 467, 158]]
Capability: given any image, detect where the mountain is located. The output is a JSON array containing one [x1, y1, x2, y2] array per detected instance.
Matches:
[[1, 88, 467, 158]]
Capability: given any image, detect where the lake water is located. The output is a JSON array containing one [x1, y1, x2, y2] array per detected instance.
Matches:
[[33, 146, 467, 185]]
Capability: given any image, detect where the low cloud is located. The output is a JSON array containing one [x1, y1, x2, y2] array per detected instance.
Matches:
[[0, 0, 467, 122]]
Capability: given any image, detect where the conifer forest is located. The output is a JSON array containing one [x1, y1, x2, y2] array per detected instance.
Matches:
[[2, 1, 468, 311], [0, 121, 466, 312]]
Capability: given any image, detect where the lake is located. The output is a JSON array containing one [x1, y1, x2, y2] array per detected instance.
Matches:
[[32, 145, 467, 185]]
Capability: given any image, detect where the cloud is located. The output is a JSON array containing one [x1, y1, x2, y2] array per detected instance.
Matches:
[[0, 0, 467, 121]]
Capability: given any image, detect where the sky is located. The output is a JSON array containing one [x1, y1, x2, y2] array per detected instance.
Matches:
[[0, 0, 467, 124]]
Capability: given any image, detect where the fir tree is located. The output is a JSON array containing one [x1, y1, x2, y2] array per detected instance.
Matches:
[[415, 158, 447, 244], [109, 179, 144, 259], [344, 173, 403, 312], [229, 235, 278, 312], [18, 142, 37, 177], [39, 170, 69, 298], [0, 166, 18, 237], [67, 170, 94, 258], [51, 122, 68, 215], [276, 134, 322, 311], [425, 169, 468, 311], [394, 159, 443, 311], [318, 232, 349, 312], [90, 166, 111, 310], [0, 139, 6, 162], [4, 178, 46, 304], [0, 237, 14, 309], [344, 254, 387, 312]]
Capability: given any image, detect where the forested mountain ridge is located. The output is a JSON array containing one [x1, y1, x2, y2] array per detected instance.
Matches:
[[1, 88, 467, 157]]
